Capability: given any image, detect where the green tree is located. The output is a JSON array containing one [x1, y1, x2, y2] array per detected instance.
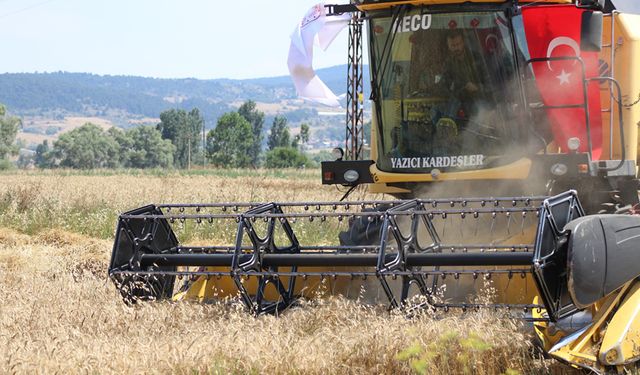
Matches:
[[206, 112, 253, 168], [267, 115, 290, 150], [0, 104, 21, 161], [300, 123, 310, 144], [35, 140, 55, 168], [238, 100, 264, 168], [265, 147, 309, 168], [186, 108, 205, 163], [52, 123, 120, 169], [291, 123, 310, 150], [108, 127, 133, 166], [363, 120, 372, 159], [157, 108, 203, 168], [364, 120, 371, 143], [16, 150, 34, 169], [118, 126, 175, 168], [311, 150, 334, 164]]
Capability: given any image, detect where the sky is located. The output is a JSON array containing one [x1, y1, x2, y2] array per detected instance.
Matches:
[[0, 1, 638, 80], [612, 0, 640, 13], [0, 0, 350, 80]]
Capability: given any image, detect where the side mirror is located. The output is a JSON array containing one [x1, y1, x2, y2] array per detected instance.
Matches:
[[581, 11, 603, 52]]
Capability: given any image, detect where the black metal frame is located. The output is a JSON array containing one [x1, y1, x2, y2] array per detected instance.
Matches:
[[323, 3, 366, 161], [231, 203, 301, 315], [109, 205, 179, 303], [376, 199, 433, 308], [109, 192, 586, 319], [532, 190, 585, 321], [346, 13, 365, 161]]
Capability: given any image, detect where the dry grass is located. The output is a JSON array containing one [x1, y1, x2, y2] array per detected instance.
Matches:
[[0, 170, 572, 374], [0, 228, 548, 374], [0, 169, 354, 238]]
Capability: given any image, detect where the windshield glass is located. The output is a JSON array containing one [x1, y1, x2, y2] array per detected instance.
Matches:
[[371, 10, 527, 172]]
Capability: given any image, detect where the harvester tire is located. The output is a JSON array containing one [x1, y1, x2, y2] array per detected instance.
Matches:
[[338, 204, 392, 246]]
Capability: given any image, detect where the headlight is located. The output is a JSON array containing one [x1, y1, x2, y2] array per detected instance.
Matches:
[[550, 163, 568, 176], [343, 169, 359, 183], [567, 137, 581, 152], [332, 147, 344, 161]]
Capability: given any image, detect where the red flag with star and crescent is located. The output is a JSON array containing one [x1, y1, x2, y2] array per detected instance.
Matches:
[[522, 5, 602, 159]]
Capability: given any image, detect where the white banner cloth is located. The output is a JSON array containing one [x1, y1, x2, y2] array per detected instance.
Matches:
[[287, 3, 350, 107]]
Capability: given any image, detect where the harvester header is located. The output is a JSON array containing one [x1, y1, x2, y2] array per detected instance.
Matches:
[[110, 191, 586, 318]]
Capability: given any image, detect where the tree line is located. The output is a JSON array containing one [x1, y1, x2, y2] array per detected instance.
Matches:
[[206, 101, 310, 169], [10, 100, 313, 170], [0, 104, 21, 169]]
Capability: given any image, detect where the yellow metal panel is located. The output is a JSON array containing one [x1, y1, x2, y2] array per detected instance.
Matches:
[[369, 158, 532, 183], [532, 297, 567, 352], [599, 281, 640, 366], [370, 106, 380, 161], [356, 0, 572, 11], [544, 282, 635, 372], [368, 182, 412, 194], [601, 13, 640, 162], [177, 267, 384, 302]]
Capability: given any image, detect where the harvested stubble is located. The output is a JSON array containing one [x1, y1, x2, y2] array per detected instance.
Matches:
[[0, 171, 572, 374]]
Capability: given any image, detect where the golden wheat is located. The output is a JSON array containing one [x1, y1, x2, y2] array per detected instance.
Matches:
[[0, 170, 573, 374]]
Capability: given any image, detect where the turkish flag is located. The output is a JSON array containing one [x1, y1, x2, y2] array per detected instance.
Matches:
[[522, 5, 602, 159]]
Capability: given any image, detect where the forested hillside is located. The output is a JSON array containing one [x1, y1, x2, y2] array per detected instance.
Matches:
[[0, 65, 370, 127]]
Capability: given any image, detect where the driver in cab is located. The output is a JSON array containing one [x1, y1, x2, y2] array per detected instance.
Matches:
[[426, 29, 493, 155], [439, 30, 486, 120]]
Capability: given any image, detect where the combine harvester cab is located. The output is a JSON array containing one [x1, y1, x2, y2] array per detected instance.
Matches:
[[110, 0, 640, 372]]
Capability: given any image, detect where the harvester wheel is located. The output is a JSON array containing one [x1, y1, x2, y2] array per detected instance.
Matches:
[[338, 204, 392, 246]]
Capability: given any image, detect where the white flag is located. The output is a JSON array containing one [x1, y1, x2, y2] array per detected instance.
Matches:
[[287, 3, 351, 107]]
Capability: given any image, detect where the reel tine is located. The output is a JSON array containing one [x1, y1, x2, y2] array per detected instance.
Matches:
[[489, 211, 496, 242], [275, 287, 284, 317], [346, 274, 354, 299], [441, 213, 447, 238], [474, 210, 480, 237], [330, 275, 337, 296], [300, 274, 308, 298]]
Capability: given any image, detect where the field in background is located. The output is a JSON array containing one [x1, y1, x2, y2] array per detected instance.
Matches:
[[0, 168, 337, 238], [18, 116, 116, 148], [0, 169, 570, 374]]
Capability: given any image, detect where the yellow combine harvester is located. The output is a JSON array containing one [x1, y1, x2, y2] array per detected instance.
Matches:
[[109, 0, 640, 372]]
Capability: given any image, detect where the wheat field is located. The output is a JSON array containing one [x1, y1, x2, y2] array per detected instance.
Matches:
[[0, 170, 570, 374]]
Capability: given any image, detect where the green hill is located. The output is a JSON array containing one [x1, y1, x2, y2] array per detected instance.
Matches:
[[0, 65, 370, 128]]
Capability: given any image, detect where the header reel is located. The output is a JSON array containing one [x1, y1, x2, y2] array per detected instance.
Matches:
[[108, 190, 633, 323]]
